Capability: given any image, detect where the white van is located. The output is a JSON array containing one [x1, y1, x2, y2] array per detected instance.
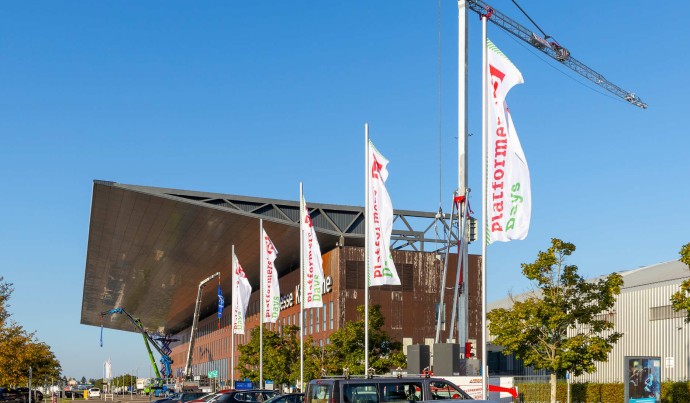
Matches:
[[89, 388, 101, 398]]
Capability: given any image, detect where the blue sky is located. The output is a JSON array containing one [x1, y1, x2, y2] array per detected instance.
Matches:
[[1, 0, 687, 381]]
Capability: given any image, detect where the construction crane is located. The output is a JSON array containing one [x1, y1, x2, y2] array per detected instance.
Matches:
[[100, 307, 177, 381], [183, 272, 220, 379], [466, 0, 647, 109]]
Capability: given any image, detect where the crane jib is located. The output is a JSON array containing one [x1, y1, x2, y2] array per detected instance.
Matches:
[[466, 0, 647, 109]]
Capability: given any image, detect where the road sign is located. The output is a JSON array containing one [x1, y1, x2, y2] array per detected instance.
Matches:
[[208, 370, 218, 378]]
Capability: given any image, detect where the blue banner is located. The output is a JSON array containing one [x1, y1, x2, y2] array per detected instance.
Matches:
[[218, 284, 224, 318]]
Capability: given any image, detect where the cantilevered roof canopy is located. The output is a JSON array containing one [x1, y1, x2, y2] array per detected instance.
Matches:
[[82, 181, 454, 335]]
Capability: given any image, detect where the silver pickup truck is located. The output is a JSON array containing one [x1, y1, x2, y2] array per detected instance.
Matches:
[[305, 376, 497, 403]]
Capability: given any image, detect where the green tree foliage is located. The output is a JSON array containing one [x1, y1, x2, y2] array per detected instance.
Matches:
[[323, 304, 406, 376], [670, 243, 690, 321], [109, 374, 136, 391], [0, 277, 62, 386], [237, 325, 321, 387], [486, 239, 623, 403]]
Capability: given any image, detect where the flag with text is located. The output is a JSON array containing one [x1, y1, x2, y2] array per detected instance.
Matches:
[[367, 140, 401, 286], [231, 252, 252, 334], [486, 39, 531, 244], [261, 229, 280, 323], [301, 194, 325, 308]]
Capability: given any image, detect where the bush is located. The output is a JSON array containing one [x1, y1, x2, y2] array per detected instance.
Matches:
[[661, 381, 690, 403], [517, 381, 624, 403], [515, 381, 690, 403]]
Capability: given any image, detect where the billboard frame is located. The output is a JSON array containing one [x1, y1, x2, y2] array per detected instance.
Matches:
[[624, 356, 661, 403]]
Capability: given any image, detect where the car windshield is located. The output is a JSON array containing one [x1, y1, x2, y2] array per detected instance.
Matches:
[[308, 384, 333, 403]]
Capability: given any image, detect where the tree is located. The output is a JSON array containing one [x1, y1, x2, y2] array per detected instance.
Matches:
[[237, 325, 322, 387], [0, 277, 62, 386], [486, 239, 623, 403], [323, 304, 406, 376], [670, 243, 690, 320]]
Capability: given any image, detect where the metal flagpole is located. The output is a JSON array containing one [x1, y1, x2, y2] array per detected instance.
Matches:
[[480, 14, 488, 401], [364, 123, 370, 376], [231, 245, 235, 389], [457, 0, 470, 355], [300, 183, 305, 390], [260, 219, 264, 389], [458, 0, 468, 215]]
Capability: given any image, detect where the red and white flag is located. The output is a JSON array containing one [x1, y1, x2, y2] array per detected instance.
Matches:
[[367, 141, 401, 286], [486, 39, 531, 244], [301, 194, 325, 308], [231, 252, 252, 334], [261, 229, 280, 323]]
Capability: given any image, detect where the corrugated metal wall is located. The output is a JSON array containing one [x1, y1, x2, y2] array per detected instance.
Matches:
[[573, 280, 688, 383]]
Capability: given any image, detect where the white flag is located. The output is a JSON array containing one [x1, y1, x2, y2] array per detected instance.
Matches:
[[231, 252, 252, 334], [261, 229, 280, 323], [486, 39, 531, 243], [104, 358, 112, 380], [301, 194, 325, 308], [367, 140, 401, 286]]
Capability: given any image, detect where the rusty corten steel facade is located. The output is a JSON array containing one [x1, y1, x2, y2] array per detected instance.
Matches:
[[83, 181, 483, 379], [168, 245, 483, 377], [83, 181, 461, 337]]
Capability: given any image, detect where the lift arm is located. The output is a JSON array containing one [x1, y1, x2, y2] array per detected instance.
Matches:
[[183, 272, 221, 379], [101, 307, 174, 378], [466, 0, 647, 109]]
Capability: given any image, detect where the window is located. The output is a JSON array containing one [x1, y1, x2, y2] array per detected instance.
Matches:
[[316, 306, 320, 332], [330, 301, 334, 329], [343, 384, 378, 403], [381, 383, 422, 402], [308, 384, 332, 403], [650, 305, 684, 321], [429, 381, 470, 400]]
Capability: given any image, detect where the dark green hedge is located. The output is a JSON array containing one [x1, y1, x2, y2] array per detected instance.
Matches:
[[515, 380, 690, 402]]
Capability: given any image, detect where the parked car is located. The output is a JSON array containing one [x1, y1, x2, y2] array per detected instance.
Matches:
[[155, 392, 207, 403], [13, 388, 43, 402], [63, 391, 83, 399], [88, 388, 101, 399], [153, 393, 180, 403], [170, 392, 208, 403], [306, 376, 495, 402], [213, 390, 279, 403], [188, 390, 232, 403], [264, 393, 304, 403], [0, 388, 20, 402]]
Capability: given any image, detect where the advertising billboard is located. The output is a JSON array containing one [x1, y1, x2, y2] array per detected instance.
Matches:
[[624, 356, 661, 403]]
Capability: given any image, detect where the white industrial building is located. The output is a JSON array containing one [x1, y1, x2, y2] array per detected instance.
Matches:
[[487, 260, 690, 383]]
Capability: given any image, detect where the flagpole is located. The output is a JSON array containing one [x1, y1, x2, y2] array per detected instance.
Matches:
[[260, 219, 264, 389], [480, 15, 488, 401], [231, 245, 235, 389], [364, 123, 370, 376], [299, 182, 305, 390]]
